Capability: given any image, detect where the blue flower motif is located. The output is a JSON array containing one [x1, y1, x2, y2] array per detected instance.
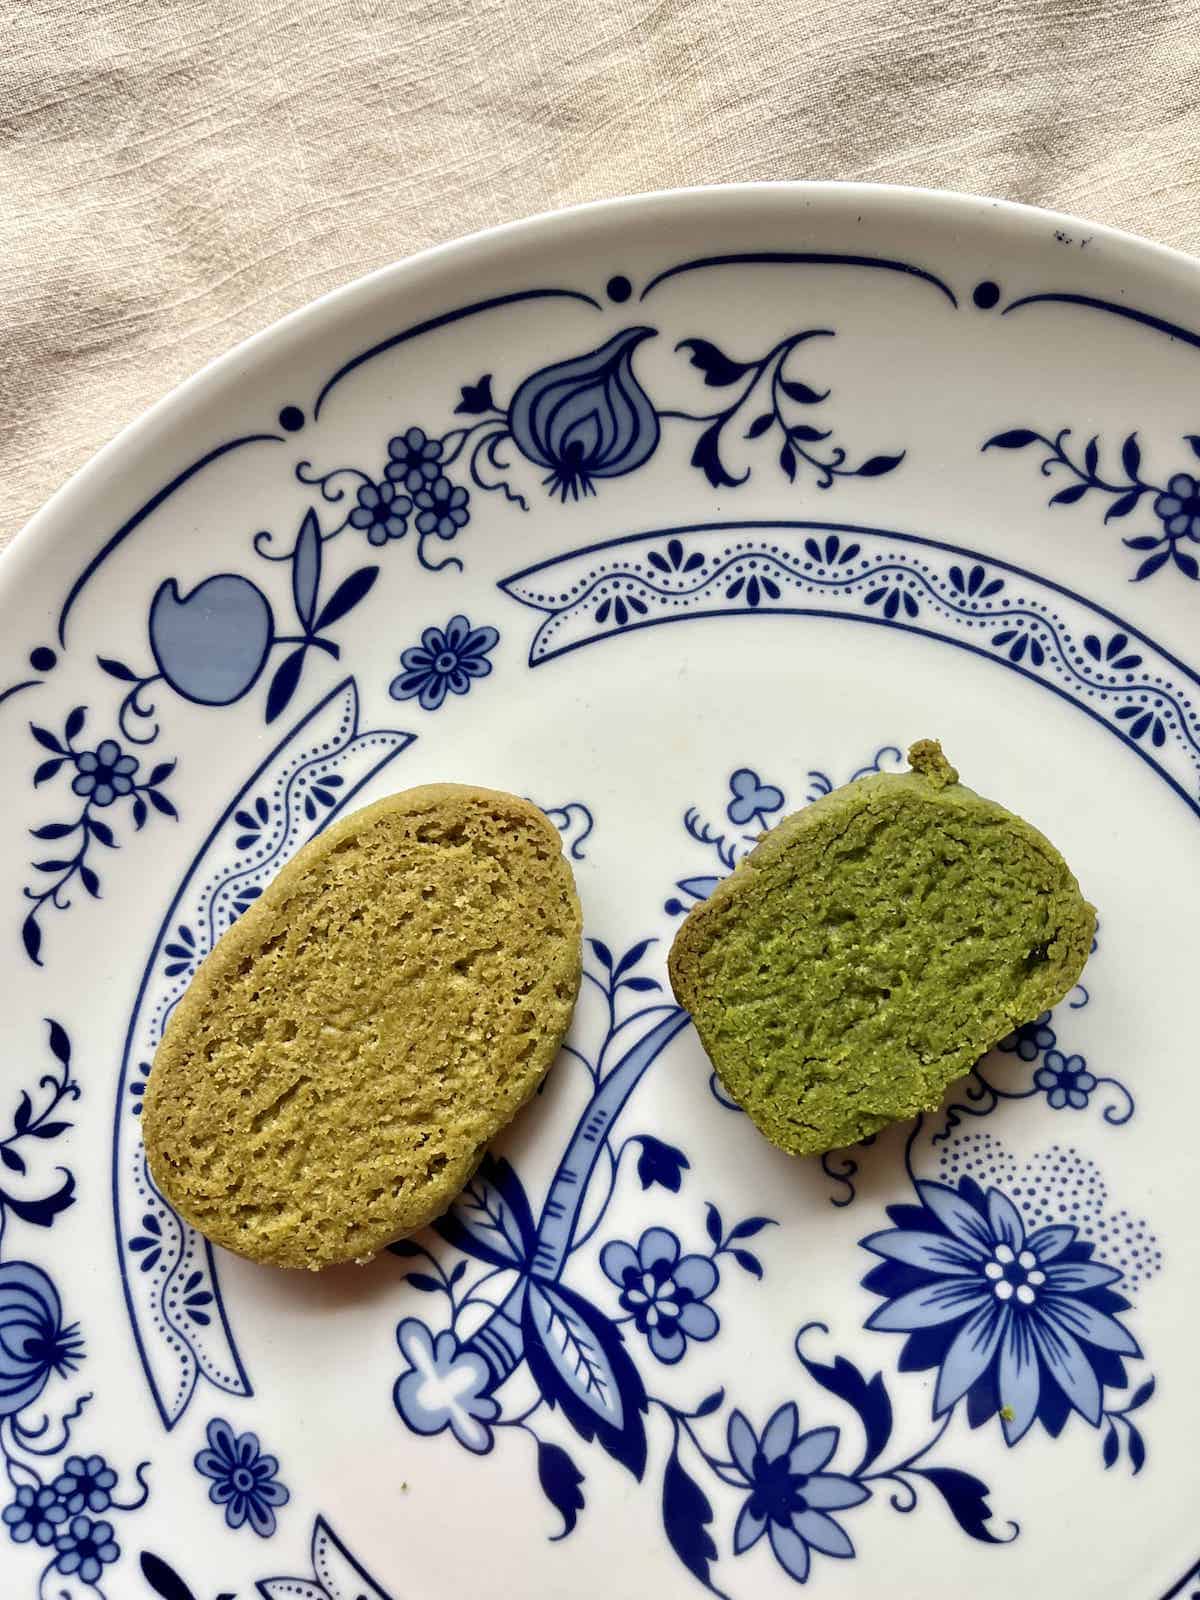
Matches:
[[414, 476, 470, 541], [194, 1417, 290, 1537], [864, 579, 919, 621], [2, 1484, 68, 1546], [388, 615, 499, 712], [508, 327, 660, 500], [726, 1402, 869, 1583], [1153, 472, 1200, 540], [349, 480, 411, 545], [997, 1011, 1055, 1062], [52, 1454, 116, 1515], [726, 768, 785, 829], [393, 1319, 498, 1454], [647, 537, 705, 575], [53, 1513, 119, 1582], [725, 572, 781, 609], [149, 574, 275, 706], [128, 1057, 151, 1115], [863, 1176, 1141, 1444], [992, 626, 1046, 667], [128, 1210, 164, 1272], [1115, 701, 1168, 748], [1034, 1050, 1097, 1110], [600, 1227, 718, 1364], [0, 1261, 83, 1417], [386, 426, 444, 493], [71, 739, 138, 807]]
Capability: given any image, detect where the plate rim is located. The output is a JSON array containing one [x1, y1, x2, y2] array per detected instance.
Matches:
[[6, 178, 1200, 581]]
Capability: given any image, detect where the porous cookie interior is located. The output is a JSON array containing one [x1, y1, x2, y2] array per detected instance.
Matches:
[[670, 757, 1094, 1156], [144, 788, 581, 1268]]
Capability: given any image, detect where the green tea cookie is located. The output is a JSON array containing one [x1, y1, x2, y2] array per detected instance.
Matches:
[[668, 740, 1095, 1156], [143, 785, 582, 1269]]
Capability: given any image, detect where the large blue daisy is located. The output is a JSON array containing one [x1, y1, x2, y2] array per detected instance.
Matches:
[[861, 1176, 1140, 1444]]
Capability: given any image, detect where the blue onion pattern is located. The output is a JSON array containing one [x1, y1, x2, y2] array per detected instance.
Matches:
[[0, 1261, 82, 1417], [509, 327, 660, 499]]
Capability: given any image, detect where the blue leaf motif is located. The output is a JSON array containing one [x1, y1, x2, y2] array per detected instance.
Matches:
[[729, 1216, 775, 1240], [47, 1019, 71, 1068], [434, 1155, 535, 1268], [536, 1439, 585, 1540], [314, 565, 379, 632], [692, 420, 747, 489], [265, 646, 307, 724], [1126, 1378, 1155, 1411], [589, 939, 614, 971], [662, 1442, 721, 1594], [508, 328, 660, 500], [614, 938, 654, 979], [795, 1325, 893, 1474], [677, 338, 750, 387], [911, 1467, 1017, 1544], [292, 510, 322, 629], [404, 1273, 443, 1293], [522, 1279, 648, 1479], [140, 1552, 199, 1600]]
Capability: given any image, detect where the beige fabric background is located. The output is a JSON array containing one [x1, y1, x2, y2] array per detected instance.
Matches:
[[4, 0, 1200, 549]]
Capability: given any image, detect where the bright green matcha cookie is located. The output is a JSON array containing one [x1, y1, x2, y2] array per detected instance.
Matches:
[[668, 740, 1095, 1156]]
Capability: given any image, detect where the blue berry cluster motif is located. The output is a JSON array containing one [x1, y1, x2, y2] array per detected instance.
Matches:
[[8, 315, 901, 966], [302, 323, 900, 529]]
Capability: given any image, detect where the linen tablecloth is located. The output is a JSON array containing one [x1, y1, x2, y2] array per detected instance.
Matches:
[[4, 0, 1198, 548]]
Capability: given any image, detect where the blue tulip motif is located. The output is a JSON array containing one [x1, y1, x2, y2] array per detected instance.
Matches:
[[508, 327, 660, 500], [148, 574, 274, 706]]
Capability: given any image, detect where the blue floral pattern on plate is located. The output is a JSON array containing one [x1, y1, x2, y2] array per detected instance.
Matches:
[[0, 211, 1193, 1597]]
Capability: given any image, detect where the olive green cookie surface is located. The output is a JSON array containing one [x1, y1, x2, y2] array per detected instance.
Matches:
[[143, 784, 582, 1269], [668, 741, 1095, 1156]]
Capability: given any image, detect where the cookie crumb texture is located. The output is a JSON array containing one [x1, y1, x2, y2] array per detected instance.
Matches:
[[669, 741, 1095, 1157], [143, 785, 582, 1269]]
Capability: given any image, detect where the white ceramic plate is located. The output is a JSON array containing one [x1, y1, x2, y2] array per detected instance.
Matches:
[[0, 184, 1196, 1600]]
